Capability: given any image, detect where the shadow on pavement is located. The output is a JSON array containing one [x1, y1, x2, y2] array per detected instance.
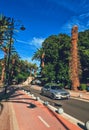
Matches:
[[0, 103, 3, 115], [0, 87, 20, 101], [77, 122, 85, 130], [27, 103, 37, 109], [54, 103, 62, 107], [0, 86, 37, 109]]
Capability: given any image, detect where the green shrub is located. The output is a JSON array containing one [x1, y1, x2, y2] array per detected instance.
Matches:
[[80, 84, 87, 90]]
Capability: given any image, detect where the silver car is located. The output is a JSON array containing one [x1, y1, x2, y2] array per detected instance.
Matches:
[[41, 84, 70, 99]]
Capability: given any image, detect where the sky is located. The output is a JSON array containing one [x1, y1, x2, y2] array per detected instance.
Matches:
[[0, 0, 89, 65]]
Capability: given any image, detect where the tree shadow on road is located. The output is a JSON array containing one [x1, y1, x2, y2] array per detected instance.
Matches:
[[0, 102, 3, 115], [0, 86, 37, 110], [27, 103, 37, 108], [0, 86, 20, 101], [0, 86, 19, 115], [77, 122, 85, 130]]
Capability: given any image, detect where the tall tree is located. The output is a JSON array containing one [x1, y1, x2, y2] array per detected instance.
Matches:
[[69, 26, 81, 90], [33, 29, 89, 86], [32, 48, 44, 67], [0, 15, 12, 84], [78, 30, 89, 83], [33, 34, 71, 85]]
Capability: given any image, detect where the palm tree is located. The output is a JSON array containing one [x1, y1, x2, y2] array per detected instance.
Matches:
[[32, 48, 45, 68], [10, 52, 20, 83], [0, 15, 15, 94], [69, 26, 81, 91], [0, 15, 9, 84]]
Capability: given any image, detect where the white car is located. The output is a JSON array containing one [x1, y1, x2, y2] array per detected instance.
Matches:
[[41, 84, 70, 99]]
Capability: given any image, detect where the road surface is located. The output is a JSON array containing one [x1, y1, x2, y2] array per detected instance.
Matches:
[[24, 87, 89, 123]]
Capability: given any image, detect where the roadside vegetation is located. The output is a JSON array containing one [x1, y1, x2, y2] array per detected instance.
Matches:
[[0, 15, 38, 86], [0, 14, 89, 91], [33, 31, 89, 90]]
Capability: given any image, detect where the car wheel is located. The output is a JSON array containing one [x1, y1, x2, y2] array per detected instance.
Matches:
[[51, 93, 55, 99]]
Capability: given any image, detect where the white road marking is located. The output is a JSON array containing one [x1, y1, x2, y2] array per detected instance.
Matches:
[[38, 116, 50, 128]]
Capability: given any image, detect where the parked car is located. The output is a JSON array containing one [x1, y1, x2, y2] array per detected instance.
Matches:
[[41, 84, 70, 99], [86, 86, 89, 92]]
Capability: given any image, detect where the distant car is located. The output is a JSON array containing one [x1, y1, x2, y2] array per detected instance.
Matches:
[[41, 84, 70, 99], [86, 86, 89, 92], [31, 79, 41, 85]]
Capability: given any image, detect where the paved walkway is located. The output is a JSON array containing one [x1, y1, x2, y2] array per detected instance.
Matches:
[[9, 88, 82, 130], [69, 90, 89, 101]]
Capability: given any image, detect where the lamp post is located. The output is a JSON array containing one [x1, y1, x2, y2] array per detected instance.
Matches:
[[0, 16, 25, 94], [5, 18, 25, 94], [4, 18, 14, 94]]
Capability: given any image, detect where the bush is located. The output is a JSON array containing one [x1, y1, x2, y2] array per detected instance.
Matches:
[[80, 84, 87, 90]]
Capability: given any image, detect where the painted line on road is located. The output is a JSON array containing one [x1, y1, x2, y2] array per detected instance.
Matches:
[[38, 116, 50, 128]]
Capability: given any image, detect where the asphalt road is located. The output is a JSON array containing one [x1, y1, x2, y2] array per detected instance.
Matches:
[[22, 86, 89, 123]]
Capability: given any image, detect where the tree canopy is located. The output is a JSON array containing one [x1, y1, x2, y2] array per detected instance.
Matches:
[[33, 30, 89, 86], [0, 15, 38, 85]]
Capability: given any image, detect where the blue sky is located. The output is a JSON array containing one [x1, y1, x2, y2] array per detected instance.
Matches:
[[0, 0, 89, 65]]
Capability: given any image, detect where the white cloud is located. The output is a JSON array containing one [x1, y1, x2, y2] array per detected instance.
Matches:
[[61, 13, 89, 35], [16, 39, 29, 44], [16, 37, 45, 66], [79, 12, 89, 19], [31, 37, 45, 47], [17, 37, 45, 47]]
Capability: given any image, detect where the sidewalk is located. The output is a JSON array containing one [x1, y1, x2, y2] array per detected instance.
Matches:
[[69, 90, 89, 101], [9, 89, 82, 130]]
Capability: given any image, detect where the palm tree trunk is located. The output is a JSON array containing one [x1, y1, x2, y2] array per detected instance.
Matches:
[[69, 26, 81, 91], [1, 54, 6, 84], [41, 53, 45, 68]]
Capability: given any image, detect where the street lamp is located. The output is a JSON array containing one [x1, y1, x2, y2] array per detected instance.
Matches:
[[20, 25, 26, 31], [0, 15, 25, 94], [5, 18, 25, 94]]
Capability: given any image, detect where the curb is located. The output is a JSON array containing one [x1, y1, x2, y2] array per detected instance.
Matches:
[[42, 102, 83, 130], [45, 106, 82, 130], [71, 96, 89, 102]]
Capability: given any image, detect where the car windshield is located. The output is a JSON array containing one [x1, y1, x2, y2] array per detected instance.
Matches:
[[51, 86, 61, 90]]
